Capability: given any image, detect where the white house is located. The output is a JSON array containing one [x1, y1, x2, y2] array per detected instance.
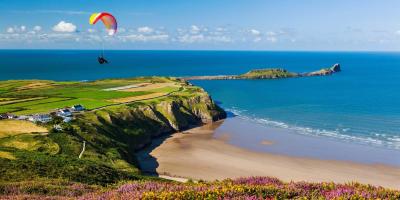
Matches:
[[57, 108, 72, 117], [17, 115, 29, 120], [28, 114, 52, 123]]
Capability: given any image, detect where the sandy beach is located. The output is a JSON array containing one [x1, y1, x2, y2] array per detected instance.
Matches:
[[137, 120, 400, 189]]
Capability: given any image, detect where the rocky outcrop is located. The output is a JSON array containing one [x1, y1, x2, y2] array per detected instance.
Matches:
[[303, 63, 341, 76], [183, 64, 341, 80]]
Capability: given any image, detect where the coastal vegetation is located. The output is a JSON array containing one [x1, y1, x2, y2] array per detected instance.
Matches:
[[1, 177, 399, 199]]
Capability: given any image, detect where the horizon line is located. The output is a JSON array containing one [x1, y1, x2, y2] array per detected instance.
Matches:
[[1, 49, 400, 53]]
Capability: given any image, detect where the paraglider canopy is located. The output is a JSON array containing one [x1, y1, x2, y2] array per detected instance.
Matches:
[[89, 12, 117, 36], [89, 12, 117, 64]]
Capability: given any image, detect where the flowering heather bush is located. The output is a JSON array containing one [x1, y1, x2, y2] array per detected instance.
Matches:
[[0, 179, 99, 199], [1, 177, 399, 199]]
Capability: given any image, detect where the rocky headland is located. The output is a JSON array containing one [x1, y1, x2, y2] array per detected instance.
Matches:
[[183, 63, 341, 80]]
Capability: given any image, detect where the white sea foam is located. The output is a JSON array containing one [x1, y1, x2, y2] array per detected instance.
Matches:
[[226, 107, 400, 150]]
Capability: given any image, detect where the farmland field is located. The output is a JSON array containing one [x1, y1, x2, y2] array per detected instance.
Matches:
[[0, 120, 48, 138], [0, 77, 183, 115]]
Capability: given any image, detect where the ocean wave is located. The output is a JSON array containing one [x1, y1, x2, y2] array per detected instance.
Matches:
[[226, 107, 400, 150]]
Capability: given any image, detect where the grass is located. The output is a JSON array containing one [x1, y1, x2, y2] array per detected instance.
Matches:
[[0, 148, 142, 185], [0, 120, 48, 138], [0, 78, 185, 115], [0, 98, 15, 101], [0, 97, 46, 106], [0, 151, 15, 160], [110, 92, 169, 103], [0, 134, 59, 154], [13, 98, 111, 115]]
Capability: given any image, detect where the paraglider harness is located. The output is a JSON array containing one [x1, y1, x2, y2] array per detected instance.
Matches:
[[98, 52, 109, 64], [98, 56, 109, 64]]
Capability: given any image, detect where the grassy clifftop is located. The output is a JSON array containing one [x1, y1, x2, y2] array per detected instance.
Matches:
[[0, 77, 226, 185]]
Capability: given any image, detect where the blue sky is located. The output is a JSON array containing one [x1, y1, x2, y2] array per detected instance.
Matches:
[[1, 0, 400, 50]]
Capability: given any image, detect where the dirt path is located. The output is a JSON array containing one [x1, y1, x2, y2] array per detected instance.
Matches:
[[78, 141, 86, 159]]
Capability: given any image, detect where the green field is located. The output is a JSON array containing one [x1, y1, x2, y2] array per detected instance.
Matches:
[[0, 77, 183, 115]]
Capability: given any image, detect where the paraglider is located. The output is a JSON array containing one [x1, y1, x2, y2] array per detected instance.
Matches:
[[98, 56, 108, 64], [89, 12, 117, 64]]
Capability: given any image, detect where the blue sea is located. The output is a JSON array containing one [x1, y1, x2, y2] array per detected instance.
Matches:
[[1, 50, 400, 153]]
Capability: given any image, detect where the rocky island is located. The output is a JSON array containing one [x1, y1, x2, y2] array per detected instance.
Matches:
[[184, 63, 341, 80]]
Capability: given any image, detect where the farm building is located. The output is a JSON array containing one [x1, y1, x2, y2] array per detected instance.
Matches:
[[71, 104, 85, 111], [57, 108, 72, 117]]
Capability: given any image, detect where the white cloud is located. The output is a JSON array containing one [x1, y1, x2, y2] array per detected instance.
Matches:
[[266, 31, 278, 43], [266, 31, 277, 36], [121, 33, 169, 42], [248, 29, 263, 42], [209, 35, 232, 43], [253, 37, 262, 42], [137, 26, 153, 34], [1, 24, 285, 46], [267, 37, 277, 43], [52, 21, 77, 33], [87, 35, 102, 42], [5, 26, 29, 34], [178, 34, 205, 43], [250, 29, 261, 36], [33, 26, 42, 32], [190, 25, 201, 34], [6, 27, 14, 33], [177, 28, 185, 34], [177, 33, 232, 44]]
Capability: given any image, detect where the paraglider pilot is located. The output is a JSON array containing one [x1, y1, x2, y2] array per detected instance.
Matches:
[[98, 55, 109, 64]]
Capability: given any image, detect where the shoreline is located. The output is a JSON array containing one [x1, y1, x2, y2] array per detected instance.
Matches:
[[215, 115, 400, 166], [137, 120, 400, 189]]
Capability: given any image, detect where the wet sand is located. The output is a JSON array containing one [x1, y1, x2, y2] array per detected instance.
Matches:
[[137, 121, 400, 189]]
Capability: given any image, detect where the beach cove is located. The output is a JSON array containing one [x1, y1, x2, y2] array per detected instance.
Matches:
[[137, 118, 400, 189]]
